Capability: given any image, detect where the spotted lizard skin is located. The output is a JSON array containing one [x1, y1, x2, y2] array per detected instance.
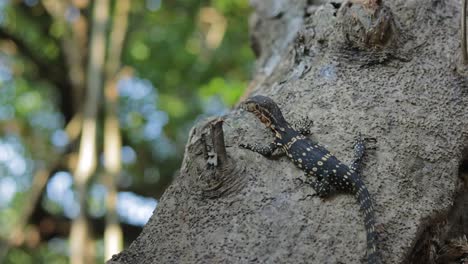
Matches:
[[240, 95, 380, 264]]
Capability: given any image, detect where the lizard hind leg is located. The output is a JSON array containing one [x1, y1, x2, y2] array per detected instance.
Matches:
[[350, 134, 366, 173], [350, 134, 377, 173], [311, 177, 332, 198], [239, 142, 278, 156]]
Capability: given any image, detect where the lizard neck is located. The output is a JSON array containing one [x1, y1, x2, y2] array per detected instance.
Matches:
[[269, 123, 299, 142], [253, 101, 290, 137], [266, 112, 288, 133]]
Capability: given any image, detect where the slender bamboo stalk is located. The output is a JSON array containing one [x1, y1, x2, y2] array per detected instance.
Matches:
[[70, 0, 109, 263], [103, 0, 131, 260]]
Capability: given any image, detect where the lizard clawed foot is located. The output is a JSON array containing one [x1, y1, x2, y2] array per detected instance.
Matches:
[[294, 177, 305, 185], [364, 137, 378, 150], [298, 194, 317, 201], [363, 137, 377, 143], [353, 134, 378, 151], [363, 136, 377, 149], [294, 177, 314, 187], [375, 223, 386, 236], [292, 117, 314, 136]]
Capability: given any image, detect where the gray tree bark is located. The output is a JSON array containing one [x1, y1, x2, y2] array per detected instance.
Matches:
[[109, 0, 468, 263]]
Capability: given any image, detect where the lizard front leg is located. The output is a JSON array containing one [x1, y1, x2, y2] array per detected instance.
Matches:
[[291, 117, 314, 136], [350, 135, 366, 173], [240, 142, 281, 157], [311, 177, 332, 198]]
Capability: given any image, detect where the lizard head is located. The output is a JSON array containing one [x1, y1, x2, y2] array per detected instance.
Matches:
[[242, 95, 287, 129]]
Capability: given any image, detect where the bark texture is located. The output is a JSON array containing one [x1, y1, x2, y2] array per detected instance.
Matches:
[[109, 0, 468, 263]]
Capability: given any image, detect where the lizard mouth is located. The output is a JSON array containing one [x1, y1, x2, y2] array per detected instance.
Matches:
[[242, 101, 256, 112], [241, 101, 272, 126], [254, 111, 271, 126]]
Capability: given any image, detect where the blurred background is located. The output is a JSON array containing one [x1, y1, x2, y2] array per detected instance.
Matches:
[[0, 0, 253, 263]]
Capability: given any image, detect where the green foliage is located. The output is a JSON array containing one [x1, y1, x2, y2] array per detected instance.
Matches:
[[16, 90, 42, 114], [0, 207, 19, 238], [5, 239, 72, 264], [0, 0, 254, 262], [199, 77, 245, 106], [3, 4, 61, 63], [118, 0, 254, 191], [130, 41, 150, 61], [124, 0, 253, 121], [158, 94, 188, 118]]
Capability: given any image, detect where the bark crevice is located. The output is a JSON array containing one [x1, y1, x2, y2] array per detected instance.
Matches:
[[404, 147, 468, 264]]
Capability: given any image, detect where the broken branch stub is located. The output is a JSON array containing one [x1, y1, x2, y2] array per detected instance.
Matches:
[[210, 119, 228, 167], [184, 118, 246, 199]]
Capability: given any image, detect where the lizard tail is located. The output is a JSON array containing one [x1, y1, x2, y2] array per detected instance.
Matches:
[[354, 178, 380, 264]]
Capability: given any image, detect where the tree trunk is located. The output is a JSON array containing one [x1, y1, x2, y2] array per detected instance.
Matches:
[[109, 0, 468, 263]]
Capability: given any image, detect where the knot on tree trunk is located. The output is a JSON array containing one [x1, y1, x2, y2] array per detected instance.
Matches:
[[337, 0, 398, 49]]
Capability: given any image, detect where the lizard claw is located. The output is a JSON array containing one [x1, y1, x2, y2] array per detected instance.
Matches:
[[363, 137, 378, 150], [353, 134, 377, 150], [364, 137, 377, 143], [294, 177, 314, 186], [294, 177, 305, 185]]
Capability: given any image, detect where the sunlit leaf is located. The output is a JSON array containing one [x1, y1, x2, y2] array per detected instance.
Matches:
[[199, 77, 246, 106], [49, 21, 66, 39], [16, 91, 42, 114], [131, 41, 150, 61], [126, 111, 145, 128], [158, 94, 187, 118]]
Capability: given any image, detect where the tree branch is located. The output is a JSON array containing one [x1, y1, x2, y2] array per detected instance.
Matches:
[[0, 28, 75, 120], [0, 29, 63, 83], [41, 0, 89, 115]]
